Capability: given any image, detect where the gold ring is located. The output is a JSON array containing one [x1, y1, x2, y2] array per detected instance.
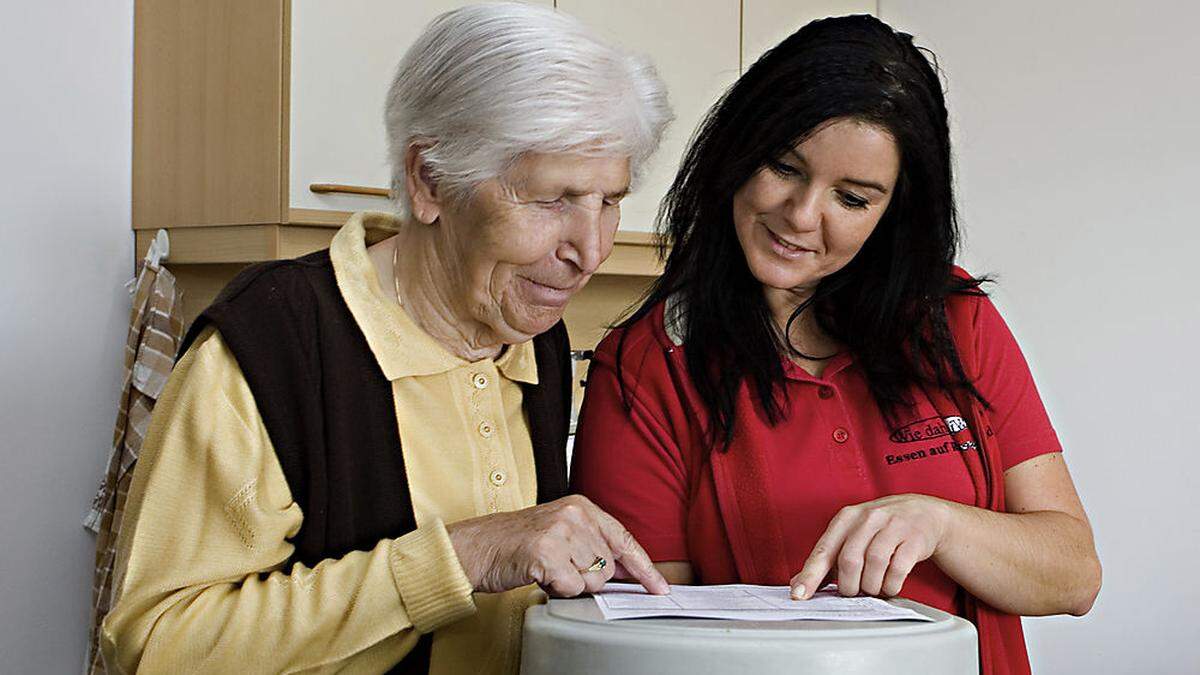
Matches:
[[583, 556, 607, 573]]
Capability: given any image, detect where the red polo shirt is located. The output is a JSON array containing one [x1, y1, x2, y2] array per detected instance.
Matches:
[[571, 291, 1061, 616]]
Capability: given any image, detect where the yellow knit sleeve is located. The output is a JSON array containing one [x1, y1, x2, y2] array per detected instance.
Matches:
[[100, 328, 476, 674]]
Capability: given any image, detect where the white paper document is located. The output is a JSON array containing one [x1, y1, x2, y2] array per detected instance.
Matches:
[[592, 583, 933, 622]]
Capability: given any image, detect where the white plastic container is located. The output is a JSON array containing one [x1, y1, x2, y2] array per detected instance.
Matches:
[[520, 595, 977, 675]]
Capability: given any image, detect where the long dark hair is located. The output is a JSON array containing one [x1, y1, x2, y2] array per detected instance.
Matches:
[[617, 14, 989, 448]]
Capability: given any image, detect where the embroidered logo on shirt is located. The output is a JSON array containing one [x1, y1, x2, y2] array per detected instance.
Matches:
[[884, 416, 974, 467], [888, 415, 968, 443]]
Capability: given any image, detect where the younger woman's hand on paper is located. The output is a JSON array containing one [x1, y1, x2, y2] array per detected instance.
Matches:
[[789, 494, 950, 600]]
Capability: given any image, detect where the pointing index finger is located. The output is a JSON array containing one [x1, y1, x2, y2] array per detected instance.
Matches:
[[592, 507, 670, 595], [792, 511, 856, 600]]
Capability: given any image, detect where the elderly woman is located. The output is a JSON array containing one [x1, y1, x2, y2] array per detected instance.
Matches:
[[101, 4, 670, 673], [572, 15, 1100, 675]]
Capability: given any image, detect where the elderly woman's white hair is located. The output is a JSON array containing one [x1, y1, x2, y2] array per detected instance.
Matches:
[[385, 2, 672, 217]]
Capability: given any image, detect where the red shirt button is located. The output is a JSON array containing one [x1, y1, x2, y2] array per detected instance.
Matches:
[[817, 385, 834, 399], [832, 427, 849, 443]]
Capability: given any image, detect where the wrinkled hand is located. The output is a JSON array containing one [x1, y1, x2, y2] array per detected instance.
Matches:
[[446, 494, 670, 598], [790, 494, 951, 600]]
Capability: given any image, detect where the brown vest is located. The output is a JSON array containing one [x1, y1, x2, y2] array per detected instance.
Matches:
[[179, 250, 571, 673]]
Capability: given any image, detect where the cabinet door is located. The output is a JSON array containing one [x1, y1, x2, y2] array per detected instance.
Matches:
[[556, 0, 741, 233], [742, 0, 876, 71], [288, 0, 553, 217]]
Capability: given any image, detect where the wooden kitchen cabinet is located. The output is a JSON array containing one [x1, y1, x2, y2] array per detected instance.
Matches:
[[133, 0, 876, 237], [132, 0, 872, 346], [133, 0, 658, 346], [133, 0, 550, 234]]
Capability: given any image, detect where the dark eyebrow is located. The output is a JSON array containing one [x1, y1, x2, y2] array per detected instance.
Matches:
[[786, 149, 890, 195], [843, 178, 889, 195]]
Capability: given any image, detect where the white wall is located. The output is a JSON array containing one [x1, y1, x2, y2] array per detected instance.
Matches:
[[878, 2, 1200, 672], [0, 1, 134, 671]]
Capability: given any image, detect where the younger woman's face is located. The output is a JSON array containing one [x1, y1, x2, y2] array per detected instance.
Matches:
[[732, 118, 901, 302]]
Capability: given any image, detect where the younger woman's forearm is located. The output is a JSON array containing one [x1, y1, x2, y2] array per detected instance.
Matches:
[[933, 502, 1101, 616]]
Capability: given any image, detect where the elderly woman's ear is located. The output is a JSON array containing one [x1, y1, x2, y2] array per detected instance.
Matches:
[[404, 143, 441, 225]]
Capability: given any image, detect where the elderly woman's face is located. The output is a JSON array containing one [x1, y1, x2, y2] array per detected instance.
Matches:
[[733, 119, 900, 298], [438, 153, 631, 340]]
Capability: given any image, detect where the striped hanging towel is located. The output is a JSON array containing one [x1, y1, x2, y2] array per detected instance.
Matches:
[[82, 258, 184, 675]]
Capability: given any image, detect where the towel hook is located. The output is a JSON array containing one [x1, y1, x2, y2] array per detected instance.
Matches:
[[145, 229, 170, 269]]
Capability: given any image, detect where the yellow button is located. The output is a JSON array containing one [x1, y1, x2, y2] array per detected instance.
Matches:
[[489, 469, 507, 487], [472, 372, 489, 389], [478, 421, 495, 438]]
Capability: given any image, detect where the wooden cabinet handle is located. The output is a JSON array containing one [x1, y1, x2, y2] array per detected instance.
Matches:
[[309, 183, 390, 198]]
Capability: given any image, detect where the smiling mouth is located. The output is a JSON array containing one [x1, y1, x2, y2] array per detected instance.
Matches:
[[765, 226, 816, 253], [517, 276, 583, 308]]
